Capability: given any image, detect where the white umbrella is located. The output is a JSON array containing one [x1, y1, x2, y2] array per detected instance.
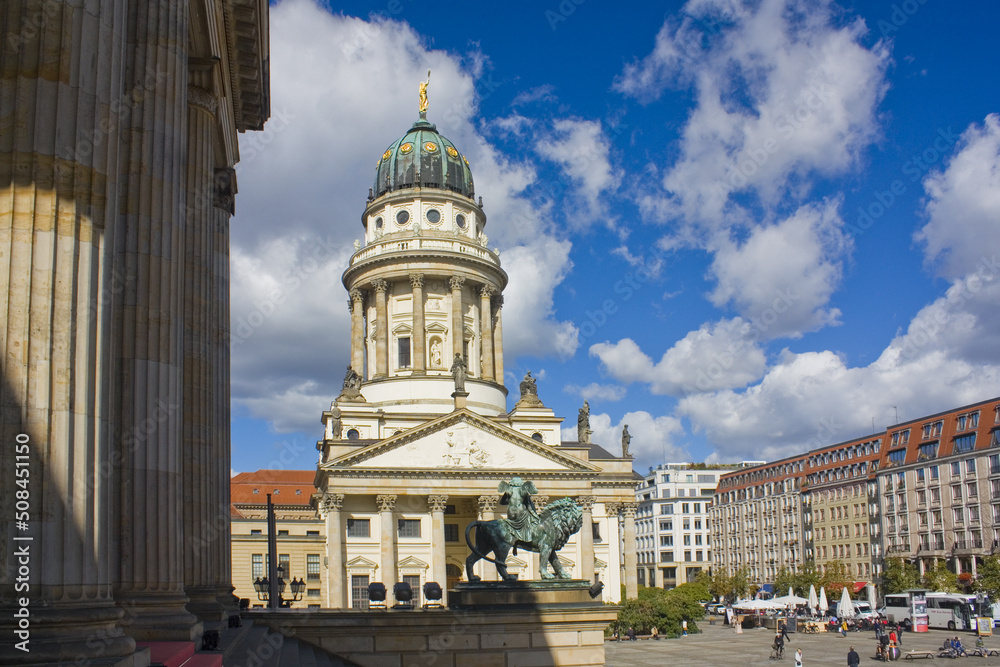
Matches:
[[734, 598, 779, 610], [838, 586, 856, 619], [772, 594, 809, 607], [867, 583, 877, 609], [808, 584, 819, 614], [819, 586, 829, 614], [789, 586, 795, 598]]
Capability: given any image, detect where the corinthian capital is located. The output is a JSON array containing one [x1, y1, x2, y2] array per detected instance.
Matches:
[[320, 492, 344, 516], [478, 494, 498, 515], [480, 284, 495, 299], [371, 278, 388, 293], [376, 494, 397, 512], [620, 501, 639, 518], [577, 496, 596, 512], [428, 494, 449, 513], [350, 288, 364, 304], [449, 276, 465, 291], [409, 273, 425, 289]]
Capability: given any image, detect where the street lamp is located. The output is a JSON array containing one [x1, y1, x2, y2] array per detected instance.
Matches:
[[252, 566, 304, 607]]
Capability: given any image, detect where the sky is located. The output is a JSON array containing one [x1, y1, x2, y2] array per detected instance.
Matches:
[[230, 0, 1000, 476]]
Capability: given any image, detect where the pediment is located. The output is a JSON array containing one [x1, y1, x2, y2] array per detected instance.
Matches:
[[398, 556, 428, 570], [323, 409, 599, 474], [346, 556, 378, 569]]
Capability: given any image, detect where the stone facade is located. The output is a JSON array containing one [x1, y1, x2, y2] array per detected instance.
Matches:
[[0, 1, 269, 663]]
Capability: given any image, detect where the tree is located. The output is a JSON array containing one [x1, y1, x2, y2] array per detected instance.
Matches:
[[612, 583, 708, 637], [795, 561, 822, 595], [882, 557, 920, 594], [974, 556, 1000, 600], [820, 560, 852, 596], [708, 570, 731, 602], [774, 566, 797, 596], [922, 560, 958, 593], [730, 566, 751, 600]]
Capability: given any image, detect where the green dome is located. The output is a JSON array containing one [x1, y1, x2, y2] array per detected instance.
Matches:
[[373, 118, 475, 199]]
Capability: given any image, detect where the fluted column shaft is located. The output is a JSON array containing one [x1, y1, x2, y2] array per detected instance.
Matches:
[[182, 84, 225, 622], [0, 1, 134, 662], [449, 276, 465, 360], [428, 495, 448, 602], [410, 274, 425, 374], [111, 0, 200, 641], [350, 289, 365, 377], [622, 502, 639, 599], [479, 285, 494, 380], [372, 279, 388, 378], [377, 495, 398, 588], [322, 493, 346, 608], [579, 497, 595, 583], [493, 300, 504, 383]]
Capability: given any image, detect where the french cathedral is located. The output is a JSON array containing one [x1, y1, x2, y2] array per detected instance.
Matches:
[[312, 87, 640, 607]]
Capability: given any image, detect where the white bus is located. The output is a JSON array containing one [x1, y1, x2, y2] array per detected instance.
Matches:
[[883, 592, 986, 631]]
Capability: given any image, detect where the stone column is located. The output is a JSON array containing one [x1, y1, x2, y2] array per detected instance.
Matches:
[[410, 274, 426, 374], [321, 493, 346, 609], [377, 494, 398, 587], [350, 289, 365, 377], [622, 502, 639, 599], [211, 168, 237, 613], [479, 285, 495, 380], [372, 278, 389, 378], [0, 1, 135, 662], [182, 82, 226, 622], [428, 495, 449, 596], [655, 567, 665, 589], [578, 497, 596, 582], [449, 276, 465, 359], [111, 0, 201, 642], [478, 495, 500, 580], [493, 296, 505, 384]]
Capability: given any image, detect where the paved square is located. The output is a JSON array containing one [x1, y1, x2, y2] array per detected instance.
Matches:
[[605, 621, 1000, 667]]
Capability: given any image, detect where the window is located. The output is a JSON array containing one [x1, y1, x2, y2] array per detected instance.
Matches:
[[660, 521, 672, 531], [347, 428, 360, 440], [952, 485, 962, 501], [967, 482, 978, 498], [593, 522, 602, 542], [252, 554, 263, 578], [661, 535, 673, 546], [660, 504, 673, 515], [278, 529, 289, 536], [661, 551, 674, 563], [694, 519, 702, 530], [954, 434, 976, 453], [683, 535, 691, 546], [307, 554, 320, 580], [397, 337, 411, 368], [307, 530, 319, 535], [351, 575, 370, 610], [968, 459, 977, 473], [444, 524, 459, 542], [347, 518, 370, 538], [681, 503, 690, 513], [952, 462, 962, 476], [954, 508, 964, 524], [917, 468, 925, 482], [307, 588, 321, 598], [398, 519, 421, 538], [919, 443, 937, 459], [403, 575, 422, 606], [889, 449, 906, 465], [931, 487, 941, 503], [278, 554, 290, 579], [250, 529, 262, 535], [930, 465, 939, 480]]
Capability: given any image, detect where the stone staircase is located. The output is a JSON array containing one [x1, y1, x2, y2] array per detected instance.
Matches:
[[214, 617, 360, 667]]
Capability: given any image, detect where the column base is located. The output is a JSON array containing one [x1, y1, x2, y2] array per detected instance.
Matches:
[[0, 600, 135, 666], [185, 586, 228, 622], [115, 591, 203, 642]]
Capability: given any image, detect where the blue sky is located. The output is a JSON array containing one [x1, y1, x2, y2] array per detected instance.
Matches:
[[230, 0, 1000, 475]]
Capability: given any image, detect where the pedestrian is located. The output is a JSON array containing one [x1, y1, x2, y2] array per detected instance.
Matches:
[[847, 645, 860, 667], [627, 626, 636, 641], [841, 620, 848, 637], [895, 623, 903, 646], [682, 619, 688, 636], [795, 648, 803, 667], [889, 628, 898, 646], [781, 621, 791, 643]]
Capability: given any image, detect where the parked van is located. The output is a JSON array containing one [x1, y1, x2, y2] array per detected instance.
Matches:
[[853, 601, 878, 620]]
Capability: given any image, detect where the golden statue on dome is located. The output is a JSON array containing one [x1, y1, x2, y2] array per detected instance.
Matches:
[[419, 69, 431, 116]]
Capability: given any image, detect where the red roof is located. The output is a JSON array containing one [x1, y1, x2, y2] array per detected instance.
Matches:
[[851, 581, 870, 594], [231, 469, 317, 507]]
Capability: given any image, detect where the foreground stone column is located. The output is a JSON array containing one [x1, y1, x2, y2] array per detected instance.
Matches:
[[182, 81, 226, 623], [428, 495, 449, 599], [377, 495, 398, 589], [622, 502, 639, 599], [410, 274, 426, 373], [0, 2, 134, 662], [350, 289, 365, 377], [449, 276, 465, 359], [373, 279, 388, 377], [321, 493, 346, 608], [110, 0, 201, 643], [479, 285, 494, 380], [578, 497, 596, 582]]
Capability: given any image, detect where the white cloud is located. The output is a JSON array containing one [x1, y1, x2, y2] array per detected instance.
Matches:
[[535, 118, 620, 224], [590, 317, 766, 396], [917, 114, 1000, 279], [707, 201, 851, 337], [230, 0, 579, 434], [618, 0, 890, 227], [562, 411, 688, 471], [563, 383, 627, 403], [678, 266, 1000, 462]]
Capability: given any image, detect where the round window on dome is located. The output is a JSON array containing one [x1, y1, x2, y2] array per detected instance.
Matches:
[[396, 210, 410, 225], [374, 216, 383, 230], [426, 209, 441, 224], [456, 214, 466, 229]]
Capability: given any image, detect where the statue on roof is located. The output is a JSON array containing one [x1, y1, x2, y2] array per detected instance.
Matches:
[[577, 400, 591, 443], [519, 371, 537, 397], [622, 424, 631, 458], [450, 353, 466, 392], [419, 69, 431, 115]]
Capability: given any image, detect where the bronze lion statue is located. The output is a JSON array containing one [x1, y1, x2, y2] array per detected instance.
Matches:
[[465, 478, 583, 581]]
